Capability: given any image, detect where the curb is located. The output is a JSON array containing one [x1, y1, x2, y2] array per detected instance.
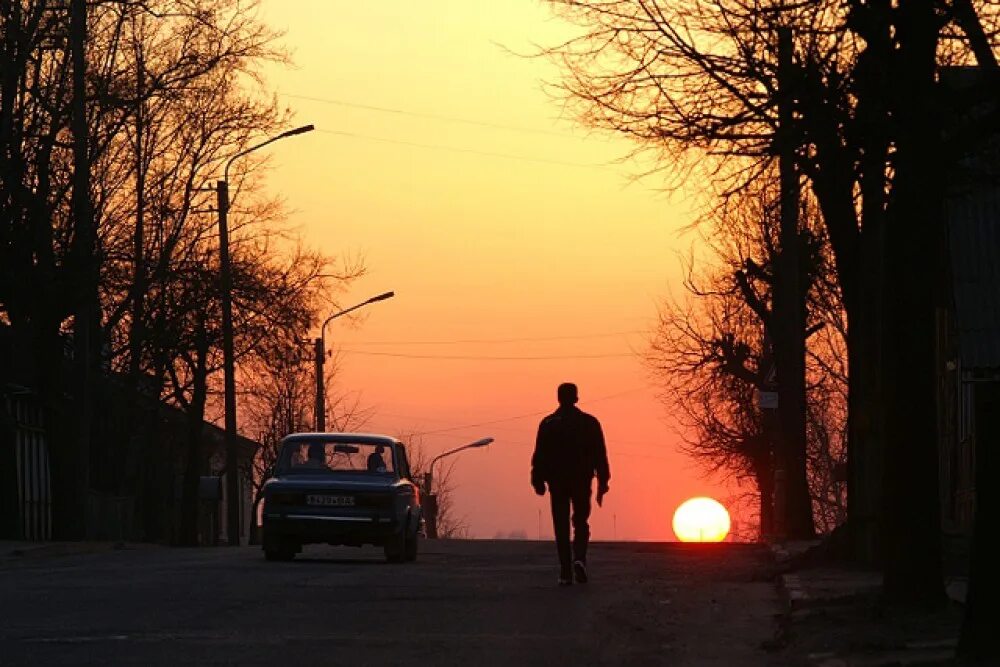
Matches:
[[807, 640, 957, 667], [1, 541, 153, 561]]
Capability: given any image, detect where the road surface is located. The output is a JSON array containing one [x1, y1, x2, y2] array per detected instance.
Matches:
[[0, 540, 785, 666]]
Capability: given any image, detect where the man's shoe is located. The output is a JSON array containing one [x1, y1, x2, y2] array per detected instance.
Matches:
[[573, 560, 588, 584], [557, 576, 573, 586]]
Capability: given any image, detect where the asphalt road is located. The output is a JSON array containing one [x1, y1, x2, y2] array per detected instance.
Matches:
[[0, 540, 785, 666]]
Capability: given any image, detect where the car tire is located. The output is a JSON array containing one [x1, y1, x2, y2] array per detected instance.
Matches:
[[384, 534, 406, 563], [404, 531, 418, 562]]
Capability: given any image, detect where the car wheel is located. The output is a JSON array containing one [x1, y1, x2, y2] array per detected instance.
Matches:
[[384, 534, 406, 563], [404, 531, 418, 562]]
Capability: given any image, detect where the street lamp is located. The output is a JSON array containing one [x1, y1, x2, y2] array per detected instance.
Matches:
[[314, 291, 395, 431], [423, 437, 494, 539], [217, 124, 314, 547]]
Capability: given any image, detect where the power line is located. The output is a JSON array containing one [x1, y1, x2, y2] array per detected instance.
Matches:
[[283, 92, 584, 139], [341, 330, 647, 346], [389, 429, 678, 462], [338, 349, 636, 360], [410, 386, 649, 435], [404, 428, 677, 456], [314, 128, 610, 169], [412, 409, 547, 436]]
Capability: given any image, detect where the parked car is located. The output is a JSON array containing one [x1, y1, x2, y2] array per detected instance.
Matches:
[[260, 433, 422, 563]]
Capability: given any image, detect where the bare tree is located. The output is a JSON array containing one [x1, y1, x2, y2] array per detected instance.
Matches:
[[397, 433, 469, 540], [648, 180, 845, 540]]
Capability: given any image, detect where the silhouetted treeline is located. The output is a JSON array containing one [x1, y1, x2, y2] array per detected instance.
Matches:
[[0, 1, 359, 546], [544, 0, 1000, 659]]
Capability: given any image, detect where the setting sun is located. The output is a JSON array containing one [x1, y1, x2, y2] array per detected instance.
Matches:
[[672, 497, 731, 542]]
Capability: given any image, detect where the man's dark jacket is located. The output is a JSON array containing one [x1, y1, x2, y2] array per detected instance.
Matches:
[[531, 405, 610, 490]]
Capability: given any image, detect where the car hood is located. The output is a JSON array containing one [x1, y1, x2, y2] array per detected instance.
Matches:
[[263, 473, 402, 493]]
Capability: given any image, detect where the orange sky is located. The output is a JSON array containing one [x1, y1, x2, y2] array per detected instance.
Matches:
[[255, 0, 739, 541]]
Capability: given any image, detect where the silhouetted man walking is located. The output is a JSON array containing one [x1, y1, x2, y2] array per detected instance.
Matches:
[[531, 382, 611, 586]]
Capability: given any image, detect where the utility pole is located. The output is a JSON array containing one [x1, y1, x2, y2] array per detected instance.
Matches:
[[423, 471, 438, 539], [314, 336, 325, 431], [313, 291, 394, 433], [69, 0, 94, 540], [217, 179, 240, 545], [423, 437, 493, 539], [216, 125, 314, 547]]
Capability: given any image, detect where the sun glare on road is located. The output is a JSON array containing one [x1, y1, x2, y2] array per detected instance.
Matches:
[[672, 497, 731, 542]]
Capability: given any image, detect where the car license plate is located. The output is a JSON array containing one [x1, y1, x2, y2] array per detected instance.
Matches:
[[306, 494, 355, 507]]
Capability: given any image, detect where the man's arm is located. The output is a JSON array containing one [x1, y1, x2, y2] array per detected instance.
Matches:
[[592, 418, 610, 503], [530, 421, 548, 495]]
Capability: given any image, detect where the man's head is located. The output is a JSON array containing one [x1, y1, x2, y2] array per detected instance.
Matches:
[[557, 382, 578, 406]]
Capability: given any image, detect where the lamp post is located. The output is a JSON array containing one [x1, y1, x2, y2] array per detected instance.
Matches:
[[314, 291, 395, 431], [218, 124, 314, 546], [423, 437, 494, 539]]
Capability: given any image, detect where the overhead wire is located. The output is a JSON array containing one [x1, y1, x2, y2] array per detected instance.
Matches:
[[283, 92, 584, 139], [337, 349, 636, 360], [377, 425, 677, 462], [340, 330, 647, 346], [314, 128, 610, 169], [410, 386, 650, 435], [368, 386, 673, 459], [280, 91, 615, 168]]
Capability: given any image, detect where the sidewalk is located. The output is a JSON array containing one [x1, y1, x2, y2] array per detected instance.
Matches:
[[0, 539, 159, 562], [771, 541, 967, 666]]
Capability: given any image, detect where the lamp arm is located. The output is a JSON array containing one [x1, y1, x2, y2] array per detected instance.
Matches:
[[428, 444, 473, 482], [320, 292, 394, 344], [224, 135, 283, 184], [321, 300, 372, 341]]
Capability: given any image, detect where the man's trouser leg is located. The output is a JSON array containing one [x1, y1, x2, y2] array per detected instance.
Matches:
[[549, 488, 572, 576], [570, 483, 592, 564]]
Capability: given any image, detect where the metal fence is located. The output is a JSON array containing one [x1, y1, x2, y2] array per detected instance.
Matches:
[[5, 394, 51, 540]]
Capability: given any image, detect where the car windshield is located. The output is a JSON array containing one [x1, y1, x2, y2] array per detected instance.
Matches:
[[276, 440, 396, 475]]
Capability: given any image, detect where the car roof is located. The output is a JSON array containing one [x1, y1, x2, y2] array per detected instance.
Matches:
[[278, 432, 402, 447]]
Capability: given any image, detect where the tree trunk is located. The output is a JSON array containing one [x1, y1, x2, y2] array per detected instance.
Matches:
[[848, 0, 891, 565], [846, 289, 885, 565], [773, 27, 814, 540], [756, 463, 775, 540], [179, 328, 209, 547], [880, 0, 946, 608], [123, 39, 147, 507]]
